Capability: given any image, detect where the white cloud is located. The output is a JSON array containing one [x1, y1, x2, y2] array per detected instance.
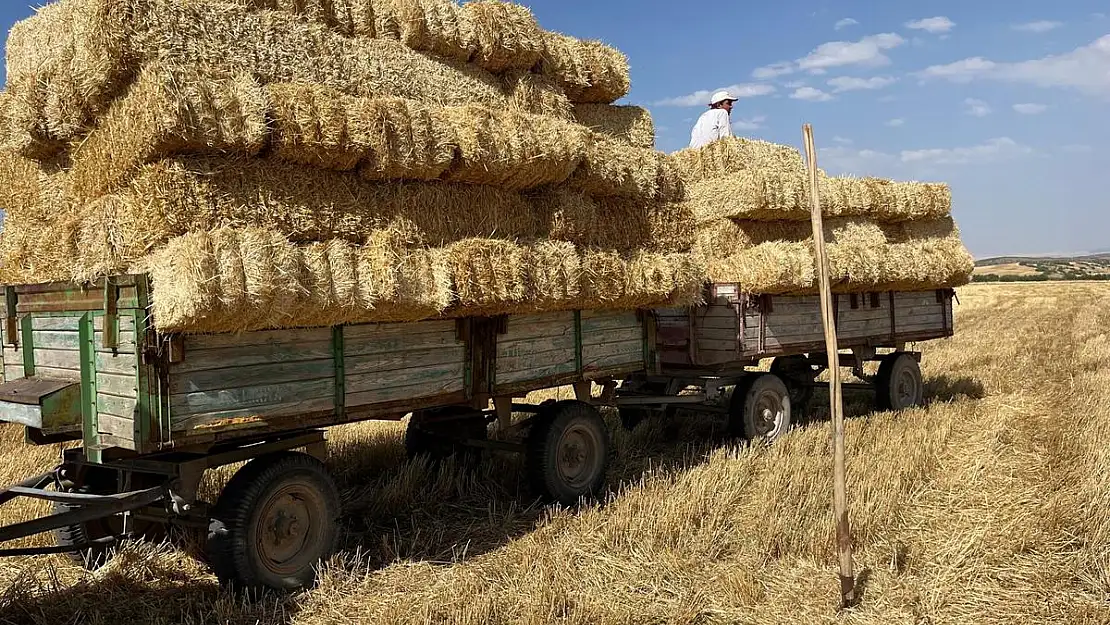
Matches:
[[905, 17, 956, 34], [885, 118, 906, 127], [1012, 21, 1063, 33], [655, 83, 777, 106], [965, 98, 993, 117], [752, 62, 795, 80], [919, 35, 1110, 96], [783, 80, 807, 89], [1013, 103, 1048, 114], [835, 18, 859, 30], [901, 137, 1033, 165], [832, 136, 853, 145], [791, 86, 834, 102], [752, 33, 906, 79], [732, 115, 767, 131], [827, 76, 896, 92]]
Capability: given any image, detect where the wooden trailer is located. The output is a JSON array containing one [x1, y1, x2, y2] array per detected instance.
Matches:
[[0, 275, 956, 592]]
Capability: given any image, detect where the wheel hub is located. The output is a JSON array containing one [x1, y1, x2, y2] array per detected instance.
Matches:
[[895, 369, 919, 407], [754, 390, 785, 437], [255, 483, 325, 576]]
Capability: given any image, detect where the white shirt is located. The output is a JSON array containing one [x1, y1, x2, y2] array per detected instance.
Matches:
[[689, 108, 732, 148]]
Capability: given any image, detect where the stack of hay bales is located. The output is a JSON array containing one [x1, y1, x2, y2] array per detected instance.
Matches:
[[670, 137, 974, 294], [0, 0, 701, 334]]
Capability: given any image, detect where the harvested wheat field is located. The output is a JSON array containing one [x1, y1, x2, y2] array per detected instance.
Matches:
[[0, 281, 1106, 624]]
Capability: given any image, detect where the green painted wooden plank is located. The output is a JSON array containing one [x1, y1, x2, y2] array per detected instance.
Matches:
[[34, 365, 82, 381], [344, 320, 457, 341], [170, 378, 336, 417], [93, 330, 137, 352], [497, 334, 575, 358], [33, 348, 83, 370], [32, 331, 82, 350], [344, 331, 462, 357], [184, 327, 332, 351], [31, 317, 83, 331], [95, 352, 138, 375], [580, 314, 643, 334], [346, 380, 465, 407], [345, 363, 466, 395], [171, 340, 334, 373], [344, 346, 465, 376], [574, 310, 583, 374], [175, 396, 338, 432], [96, 372, 138, 398], [170, 359, 335, 395], [96, 414, 135, 441], [581, 326, 643, 347], [494, 361, 578, 386], [97, 394, 137, 419], [20, 315, 35, 377], [78, 313, 100, 463], [496, 349, 576, 375], [333, 326, 345, 419]]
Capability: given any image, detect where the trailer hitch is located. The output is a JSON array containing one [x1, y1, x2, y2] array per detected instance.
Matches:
[[0, 467, 167, 556]]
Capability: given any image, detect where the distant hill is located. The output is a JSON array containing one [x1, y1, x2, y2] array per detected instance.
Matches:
[[973, 253, 1110, 283]]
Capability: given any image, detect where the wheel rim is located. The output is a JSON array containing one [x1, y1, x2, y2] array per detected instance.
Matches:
[[751, 387, 786, 438], [894, 366, 921, 408], [555, 423, 604, 491], [253, 480, 328, 578]]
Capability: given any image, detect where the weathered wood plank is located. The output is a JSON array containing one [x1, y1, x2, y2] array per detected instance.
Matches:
[[696, 315, 738, 331], [33, 349, 81, 371], [583, 344, 643, 369], [171, 359, 334, 395], [31, 331, 81, 351], [4, 365, 26, 382], [506, 311, 575, 327], [185, 327, 332, 351], [345, 363, 465, 395], [0, 402, 43, 428], [580, 314, 640, 334], [96, 372, 138, 398], [345, 331, 461, 358], [697, 338, 745, 353], [344, 320, 456, 342], [172, 340, 334, 373], [31, 317, 81, 331], [501, 317, 575, 343], [694, 326, 742, 343], [94, 330, 137, 352], [95, 352, 138, 375], [175, 396, 339, 432], [35, 366, 82, 381], [97, 414, 134, 440], [495, 361, 578, 386], [582, 326, 643, 347], [171, 378, 335, 417], [346, 381, 461, 408], [345, 347, 464, 377], [836, 318, 894, 334], [98, 394, 137, 419], [97, 434, 135, 451], [497, 350, 576, 375], [498, 334, 575, 358]]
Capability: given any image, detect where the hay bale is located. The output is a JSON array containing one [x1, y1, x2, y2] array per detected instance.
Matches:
[[268, 84, 457, 179], [443, 106, 588, 189], [502, 70, 573, 120], [462, 0, 545, 73], [6, 0, 515, 152], [533, 190, 694, 254], [391, 0, 476, 63], [539, 32, 630, 104], [0, 209, 81, 285], [684, 170, 952, 223], [68, 64, 269, 203], [144, 226, 455, 333], [699, 217, 974, 293], [572, 103, 655, 149], [669, 137, 806, 184], [569, 138, 684, 201]]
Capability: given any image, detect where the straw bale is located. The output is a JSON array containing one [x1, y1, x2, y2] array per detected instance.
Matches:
[[143, 226, 455, 333], [540, 32, 631, 103], [268, 84, 457, 179], [502, 70, 573, 120], [700, 217, 974, 294], [6, 0, 518, 151], [0, 150, 70, 219], [576, 249, 706, 310], [68, 64, 269, 203], [391, 0, 476, 63], [669, 137, 806, 184], [462, 0, 545, 72], [443, 106, 588, 189], [684, 170, 953, 223], [572, 103, 655, 149], [0, 209, 81, 285], [535, 190, 694, 254], [570, 138, 684, 201]]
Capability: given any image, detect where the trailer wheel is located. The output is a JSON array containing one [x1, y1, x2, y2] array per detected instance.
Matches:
[[53, 477, 168, 570], [207, 451, 340, 592], [526, 401, 610, 506], [770, 356, 820, 414], [876, 353, 923, 411], [729, 374, 792, 442], [406, 407, 488, 470]]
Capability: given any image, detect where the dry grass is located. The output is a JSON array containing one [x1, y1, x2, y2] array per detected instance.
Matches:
[[137, 227, 703, 333], [697, 217, 974, 294], [972, 262, 1041, 277], [0, 282, 1106, 624]]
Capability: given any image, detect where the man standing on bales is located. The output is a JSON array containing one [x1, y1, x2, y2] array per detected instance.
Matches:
[[689, 90, 738, 148]]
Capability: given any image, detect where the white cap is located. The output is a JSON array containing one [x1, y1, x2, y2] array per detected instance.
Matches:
[[709, 90, 738, 105]]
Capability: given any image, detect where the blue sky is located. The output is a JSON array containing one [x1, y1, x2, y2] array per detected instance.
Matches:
[[2, 1, 1108, 257]]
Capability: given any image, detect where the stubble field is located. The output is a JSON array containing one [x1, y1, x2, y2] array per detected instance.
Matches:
[[0, 281, 1106, 624]]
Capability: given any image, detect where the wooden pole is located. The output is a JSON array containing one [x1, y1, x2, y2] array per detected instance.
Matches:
[[802, 124, 856, 608]]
